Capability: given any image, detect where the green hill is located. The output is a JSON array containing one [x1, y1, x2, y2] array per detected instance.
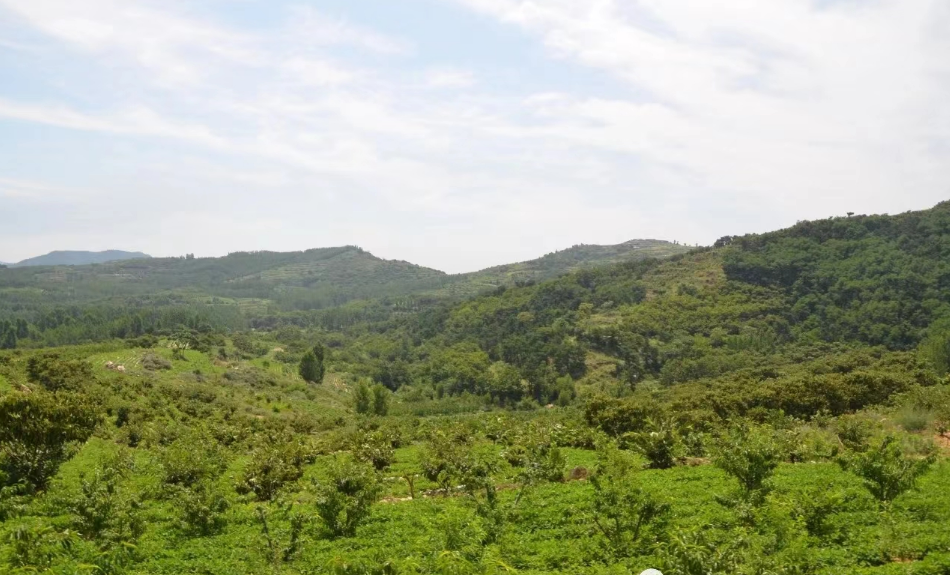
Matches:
[[325, 201, 950, 408], [0, 239, 690, 345], [0, 246, 447, 308], [10, 250, 151, 267], [428, 239, 692, 298]]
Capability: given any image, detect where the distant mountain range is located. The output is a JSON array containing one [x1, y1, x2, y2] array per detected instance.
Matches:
[[0, 240, 691, 311], [8, 250, 151, 268]]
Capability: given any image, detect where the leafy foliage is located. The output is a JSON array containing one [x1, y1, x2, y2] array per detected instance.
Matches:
[[0, 391, 100, 489], [312, 456, 380, 537], [840, 434, 936, 505]]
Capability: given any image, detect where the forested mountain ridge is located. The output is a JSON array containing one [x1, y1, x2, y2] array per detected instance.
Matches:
[[426, 239, 692, 298], [9, 249, 151, 267], [328, 201, 950, 408], [0, 239, 690, 345]]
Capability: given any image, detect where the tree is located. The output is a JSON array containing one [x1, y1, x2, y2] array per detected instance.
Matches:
[[627, 417, 680, 470], [26, 353, 94, 392], [299, 351, 321, 383], [353, 380, 373, 415], [298, 345, 326, 383], [0, 391, 100, 489], [170, 328, 197, 360], [714, 425, 782, 504], [13, 319, 27, 339], [840, 435, 936, 506], [486, 362, 524, 406], [0, 326, 15, 350], [312, 456, 380, 538], [589, 447, 670, 557], [235, 436, 308, 502], [371, 384, 389, 416]]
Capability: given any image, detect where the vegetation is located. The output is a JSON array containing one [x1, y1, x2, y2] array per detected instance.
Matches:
[[0, 203, 949, 574]]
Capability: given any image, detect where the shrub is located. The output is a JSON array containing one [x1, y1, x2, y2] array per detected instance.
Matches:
[[256, 502, 309, 565], [26, 353, 94, 392], [354, 380, 373, 415], [236, 437, 309, 501], [351, 430, 395, 471], [660, 529, 740, 575], [895, 408, 933, 432], [840, 434, 936, 505], [63, 453, 144, 544], [835, 415, 879, 452], [714, 424, 783, 504], [794, 487, 849, 539], [589, 447, 670, 557], [372, 384, 390, 416], [421, 431, 468, 494], [178, 481, 230, 536], [0, 391, 100, 489], [625, 417, 680, 469], [159, 431, 228, 488], [313, 456, 380, 538], [142, 353, 172, 371]]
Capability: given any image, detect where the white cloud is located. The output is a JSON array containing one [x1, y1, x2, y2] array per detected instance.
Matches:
[[283, 6, 411, 55], [0, 0, 947, 270], [445, 0, 950, 218], [425, 68, 477, 89]]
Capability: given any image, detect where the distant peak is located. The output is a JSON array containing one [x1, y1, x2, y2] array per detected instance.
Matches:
[[11, 250, 151, 268]]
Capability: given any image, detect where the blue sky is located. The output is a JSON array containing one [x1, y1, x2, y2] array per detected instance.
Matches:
[[0, 0, 948, 272]]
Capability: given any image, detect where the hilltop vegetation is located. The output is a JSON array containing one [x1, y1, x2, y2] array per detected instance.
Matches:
[[1, 204, 950, 574], [0, 240, 689, 347], [8, 250, 151, 268]]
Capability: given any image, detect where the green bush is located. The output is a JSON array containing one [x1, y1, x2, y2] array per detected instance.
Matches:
[[840, 434, 936, 505], [312, 456, 380, 538], [625, 417, 680, 469], [236, 437, 309, 501], [714, 424, 783, 504], [178, 481, 230, 536], [0, 391, 100, 489], [159, 430, 229, 488], [354, 380, 373, 415], [420, 431, 468, 493], [25, 353, 94, 392], [372, 384, 390, 416], [351, 430, 395, 471], [62, 453, 144, 544], [589, 446, 670, 557], [142, 352, 172, 371]]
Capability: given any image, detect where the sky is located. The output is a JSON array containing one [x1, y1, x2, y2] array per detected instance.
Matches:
[[0, 0, 948, 273]]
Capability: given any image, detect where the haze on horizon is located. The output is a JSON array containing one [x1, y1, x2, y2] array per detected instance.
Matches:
[[0, 0, 948, 273]]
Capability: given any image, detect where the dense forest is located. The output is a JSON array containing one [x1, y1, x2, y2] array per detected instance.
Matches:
[[1, 204, 949, 574]]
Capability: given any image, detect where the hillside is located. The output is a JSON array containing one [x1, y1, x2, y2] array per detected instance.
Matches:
[[428, 239, 692, 298], [10, 250, 151, 267], [2, 203, 950, 575], [0, 246, 446, 310], [0, 239, 690, 346], [323, 201, 950, 406]]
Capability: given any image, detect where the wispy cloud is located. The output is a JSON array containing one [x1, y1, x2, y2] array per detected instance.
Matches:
[[0, 0, 947, 270]]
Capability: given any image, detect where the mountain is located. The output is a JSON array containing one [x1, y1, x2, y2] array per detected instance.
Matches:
[[428, 239, 693, 298], [0, 246, 446, 309], [338, 200, 950, 407], [0, 240, 688, 310], [11, 250, 151, 268]]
